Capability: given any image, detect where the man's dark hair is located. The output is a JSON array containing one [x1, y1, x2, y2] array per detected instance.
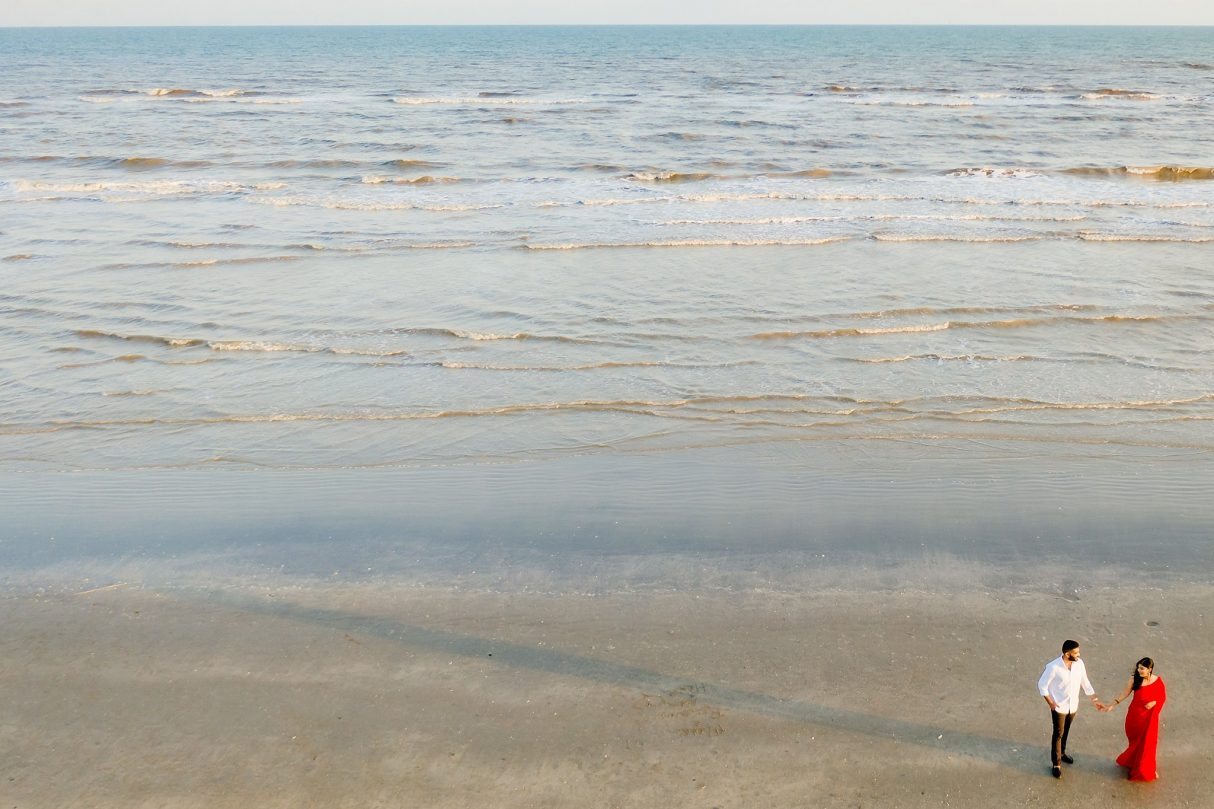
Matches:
[[1062, 640, 1080, 653]]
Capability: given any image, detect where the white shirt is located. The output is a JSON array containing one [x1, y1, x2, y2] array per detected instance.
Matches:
[[1038, 655, 1095, 713]]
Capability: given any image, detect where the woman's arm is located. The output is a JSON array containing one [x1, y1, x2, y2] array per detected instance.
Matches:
[[1108, 677, 1134, 710]]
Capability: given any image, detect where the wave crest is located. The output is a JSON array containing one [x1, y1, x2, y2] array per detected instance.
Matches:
[[248, 195, 498, 213], [767, 168, 833, 178], [392, 96, 585, 106], [624, 171, 716, 183], [74, 329, 206, 348], [871, 234, 1042, 243], [946, 167, 1043, 179], [748, 313, 1188, 340], [1063, 165, 1214, 181], [383, 159, 446, 169], [359, 175, 461, 185], [1082, 88, 1160, 100], [524, 237, 851, 250], [13, 179, 279, 197]]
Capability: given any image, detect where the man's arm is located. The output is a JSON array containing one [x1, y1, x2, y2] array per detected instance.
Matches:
[[1080, 663, 1107, 710], [1038, 665, 1059, 710]]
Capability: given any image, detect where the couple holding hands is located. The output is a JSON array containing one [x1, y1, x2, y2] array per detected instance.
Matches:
[[1038, 639, 1166, 782]]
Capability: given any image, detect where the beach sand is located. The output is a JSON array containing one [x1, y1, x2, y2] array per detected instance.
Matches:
[[2, 576, 1208, 808]]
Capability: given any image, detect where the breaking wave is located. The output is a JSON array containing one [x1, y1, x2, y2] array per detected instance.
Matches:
[[433, 359, 758, 372], [76, 88, 298, 104], [657, 212, 1087, 226], [748, 313, 1195, 340], [624, 171, 717, 183], [0, 154, 213, 169], [71, 327, 599, 354], [870, 234, 1043, 243], [523, 237, 852, 250], [382, 159, 447, 169], [392, 96, 586, 105], [767, 168, 833, 178], [74, 330, 207, 348], [11, 179, 282, 197], [267, 159, 364, 169], [206, 341, 410, 357], [850, 353, 1048, 364], [1075, 234, 1214, 243], [396, 327, 598, 344], [839, 95, 977, 107], [1081, 88, 1161, 101], [946, 167, 1044, 179], [26, 394, 1213, 438], [1062, 165, 1214, 181], [359, 175, 462, 185], [84, 87, 252, 98], [248, 195, 500, 212], [102, 256, 304, 269]]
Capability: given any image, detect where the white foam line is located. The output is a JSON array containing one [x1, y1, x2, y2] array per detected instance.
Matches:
[[524, 237, 851, 250], [392, 97, 586, 106]]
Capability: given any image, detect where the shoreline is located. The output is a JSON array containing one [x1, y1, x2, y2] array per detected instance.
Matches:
[[3, 438, 1213, 591]]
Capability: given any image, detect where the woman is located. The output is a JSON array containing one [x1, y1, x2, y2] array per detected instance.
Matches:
[[1107, 657, 1167, 781]]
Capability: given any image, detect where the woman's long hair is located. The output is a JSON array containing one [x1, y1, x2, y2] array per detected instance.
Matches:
[[1132, 657, 1155, 691]]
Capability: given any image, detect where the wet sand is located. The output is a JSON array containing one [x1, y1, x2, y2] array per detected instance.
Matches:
[[3, 577, 1208, 808]]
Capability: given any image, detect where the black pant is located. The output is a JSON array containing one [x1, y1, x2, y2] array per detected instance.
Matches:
[[1050, 710, 1075, 765]]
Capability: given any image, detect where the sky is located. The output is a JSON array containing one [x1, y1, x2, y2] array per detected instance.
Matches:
[[2, 0, 1213, 27]]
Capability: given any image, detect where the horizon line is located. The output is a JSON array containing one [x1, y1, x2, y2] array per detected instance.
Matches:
[[4, 22, 1214, 29]]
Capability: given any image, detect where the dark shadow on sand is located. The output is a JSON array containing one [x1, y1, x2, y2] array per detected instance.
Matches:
[[202, 589, 1059, 777]]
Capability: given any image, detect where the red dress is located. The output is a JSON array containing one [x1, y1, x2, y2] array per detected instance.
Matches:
[[1116, 677, 1166, 781]]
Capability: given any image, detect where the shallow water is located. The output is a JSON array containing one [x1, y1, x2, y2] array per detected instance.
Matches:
[[3, 439, 1211, 594], [4, 240, 1211, 472], [2, 26, 1212, 586]]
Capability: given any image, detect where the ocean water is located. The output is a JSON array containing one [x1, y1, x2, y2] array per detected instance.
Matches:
[[2, 26, 1213, 588]]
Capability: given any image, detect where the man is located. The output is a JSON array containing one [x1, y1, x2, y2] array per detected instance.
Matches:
[[1038, 640, 1107, 778]]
